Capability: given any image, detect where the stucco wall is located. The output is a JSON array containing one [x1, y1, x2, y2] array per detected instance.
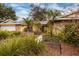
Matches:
[[53, 20, 76, 34], [0, 26, 16, 31], [16, 25, 27, 32], [0, 24, 27, 32], [32, 25, 41, 33]]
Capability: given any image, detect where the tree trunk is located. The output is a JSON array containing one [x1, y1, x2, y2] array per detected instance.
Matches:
[[50, 17, 55, 37]]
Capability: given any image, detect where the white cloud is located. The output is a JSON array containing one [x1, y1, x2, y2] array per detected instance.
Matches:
[[16, 10, 29, 22], [7, 4, 30, 21], [40, 4, 45, 8], [16, 9, 31, 19], [9, 4, 19, 8], [33, 3, 40, 6], [16, 7, 25, 10], [47, 4, 64, 10], [62, 4, 79, 15], [16, 18, 24, 22], [31, 3, 64, 11]]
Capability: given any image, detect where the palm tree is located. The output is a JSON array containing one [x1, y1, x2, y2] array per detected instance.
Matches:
[[23, 18, 33, 32], [46, 9, 61, 36]]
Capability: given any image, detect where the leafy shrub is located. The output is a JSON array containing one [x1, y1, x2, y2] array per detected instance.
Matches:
[[58, 23, 79, 46], [0, 35, 45, 56], [0, 31, 21, 40], [23, 27, 27, 32], [43, 33, 60, 43], [0, 30, 10, 39], [11, 31, 21, 37]]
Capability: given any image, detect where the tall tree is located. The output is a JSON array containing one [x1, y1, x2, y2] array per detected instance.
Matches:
[[29, 4, 61, 35], [29, 4, 47, 21], [23, 18, 33, 32], [29, 4, 48, 33], [0, 3, 16, 20], [47, 9, 61, 36]]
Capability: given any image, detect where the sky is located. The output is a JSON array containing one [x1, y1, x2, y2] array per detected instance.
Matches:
[[4, 3, 79, 21]]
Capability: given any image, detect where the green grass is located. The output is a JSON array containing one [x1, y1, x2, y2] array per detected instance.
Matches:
[[0, 30, 21, 40], [0, 35, 45, 56]]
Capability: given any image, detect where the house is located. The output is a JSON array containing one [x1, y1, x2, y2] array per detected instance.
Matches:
[[0, 10, 79, 33], [34, 10, 79, 34], [53, 10, 79, 34], [0, 19, 27, 32]]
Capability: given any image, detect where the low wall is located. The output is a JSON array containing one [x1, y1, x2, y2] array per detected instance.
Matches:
[[44, 42, 79, 56], [61, 43, 79, 56]]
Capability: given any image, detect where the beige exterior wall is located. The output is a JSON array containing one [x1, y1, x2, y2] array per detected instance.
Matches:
[[66, 14, 76, 18], [32, 25, 41, 32], [16, 25, 27, 32], [53, 21, 75, 34], [0, 24, 27, 32]]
